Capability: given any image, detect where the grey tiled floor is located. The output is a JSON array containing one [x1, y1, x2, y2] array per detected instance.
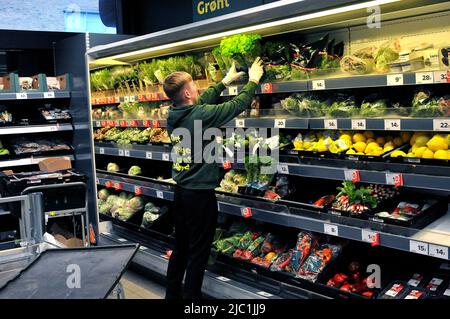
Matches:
[[119, 271, 165, 299]]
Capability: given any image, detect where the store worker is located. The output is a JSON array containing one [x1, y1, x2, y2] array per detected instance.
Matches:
[[163, 58, 264, 299]]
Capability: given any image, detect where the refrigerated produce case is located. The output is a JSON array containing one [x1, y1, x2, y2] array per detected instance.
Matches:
[[87, 0, 450, 298]]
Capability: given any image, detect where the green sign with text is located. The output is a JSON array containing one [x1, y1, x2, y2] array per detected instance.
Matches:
[[193, 0, 263, 22]]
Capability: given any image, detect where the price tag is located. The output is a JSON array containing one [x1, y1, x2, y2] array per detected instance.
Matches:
[[217, 276, 231, 282], [429, 244, 449, 260], [152, 120, 160, 128], [410, 240, 429, 255], [117, 238, 127, 242], [124, 96, 130, 102], [312, 80, 326, 90], [274, 119, 286, 128], [124, 150, 130, 157], [387, 74, 404, 86], [361, 229, 379, 246], [415, 72, 434, 84], [277, 164, 289, 174], [130, 120, 138, 127], [324, 224, 339, 236], [235, 119, 245, 128], [16, 92, 28, 99], [241, 207, 252, 218], [386, 173, 403, 187], [119, 120, 127, 127], [96, 121, 101, 127], [44, 92, 55, 99], [352, 119, 366, 130], [129, 96, 136, 102], [166, 250, 173, 258], [108, 120, 116, 127], [143, 120, 151, 127], [384, 119, 401, 131], [344, 169, 360, 183], [324, 119, 338, 130], [257, 291, 273, 297], [229, 86, 238, 96], [114, 183, 123, 190], [49, 126, 58, 132], [99, 148, 105, 155], [134, 186, 143, 195], [261, 83, 273, 93], [118, 149, 124, 156], [105, 181, 113, 188], [162, 153, 170, 161], [101, 121, 107, 127], [146, 152, 153, 159], [433, 119, 450, 132], [156, 191, 164, 199], [434, 70, 450, 83], [223, 160, 231, 170]]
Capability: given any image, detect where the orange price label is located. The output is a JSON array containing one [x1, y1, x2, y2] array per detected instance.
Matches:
[[261, 83, 273, 93], [114, 182, 123, 190], [142, 120, 151, 127], [241, 207, 253, 218], [134, 186, 143, 195]]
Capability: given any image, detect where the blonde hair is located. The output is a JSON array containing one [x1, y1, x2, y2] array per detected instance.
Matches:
[[163, 71, 193, 104]]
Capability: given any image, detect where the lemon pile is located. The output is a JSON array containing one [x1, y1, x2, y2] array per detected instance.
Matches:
[[293, 131, 408, 156], [391, 132, 450, 160]]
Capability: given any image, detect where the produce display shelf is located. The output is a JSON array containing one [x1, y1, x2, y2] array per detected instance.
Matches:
[[46, 208, 86, 219], [0, 154, 75, 169], [94, 175, 450, 261], [99, 225, 284, 299], [221, 70, 450, 97], [0, 91, 70, 101], [91, 93, 170, 106], [94, 143, 172, 162], [93, 119, 167, 129], [0, 124, 73, 136], [96, 172, 175, 201]]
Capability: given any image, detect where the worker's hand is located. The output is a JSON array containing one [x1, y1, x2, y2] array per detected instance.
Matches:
[[248, 57, 264, 84], [221, 62, 245, 86]]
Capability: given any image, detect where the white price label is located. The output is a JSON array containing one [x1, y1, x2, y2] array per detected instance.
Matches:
[[352, 119, 366, 130], [102, 232, 111, 236], [361, 229, 378, 243], [217, 276, 231, 282], [162, 153, 170, 161], [415, 72, 434, 84], [429, 244, 449, 260], [124, 150, 130, 157], [257, 291, 273, 297], [277, 164, 289, 174], [324, 224, 339, 236], [95, 178, 99, 185], [229, 86, 238, 96], [156, 191, 164, 199], [344, 169, 358, 182], [129, 96, 136, 102], [433, 119, 450, 132], [410, 240, 429, 255], [44, 91, 55, 98], [385, 173, 403, 186], [49, 126, 58, 132], [146, 152, 153, 159], [99, 148, 105, 155], [139, 246, 148, 251], [118, 149, 124, 156], [387, 74, 404, 86], [235, 119, 245, 128], [434, 70, 449, 84], [96, 121, 101, 127], [324, 119, 338, 130], [312, 80, 326, 90], [117, 238, 127, 242], [384, 119, 401, 131], [274, 119, 286, 128], [16, 92, 28, 99], [123, 96, 130, 102]]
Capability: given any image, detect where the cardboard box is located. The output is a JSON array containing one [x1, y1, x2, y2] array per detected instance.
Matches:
[[39, 157, 72, 172]]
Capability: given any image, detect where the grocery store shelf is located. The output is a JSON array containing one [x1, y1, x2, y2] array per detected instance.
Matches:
[[0, 91, 70, 101], [93, 119, 167, 129], [99, 226, 282, 299], [221, 70, 450, 97], [91, 93, 170, 106], [46, 208, 86, 219], [0, 154, 75, 169], [94, 142, 172, 162], [0, 123, 73, 135], [96, 172, 174, 201]]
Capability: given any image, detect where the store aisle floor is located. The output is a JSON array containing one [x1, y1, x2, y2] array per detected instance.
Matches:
[[120, 270, 165, 299]]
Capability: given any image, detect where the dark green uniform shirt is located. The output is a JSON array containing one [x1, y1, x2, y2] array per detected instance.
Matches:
[[167, 81, 257, 189]]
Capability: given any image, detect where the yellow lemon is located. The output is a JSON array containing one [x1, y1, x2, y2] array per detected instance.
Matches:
[[353, 133, 366, 143], [293, 141, 303, 150], [422, 149, 434, 159], [390, 150, 407, 158], [376, 137, 386, 145], [354, 141, 367, 153], [346, 149, 356, 155], [356, 152, 365, 155], [406, 153, 416, 158], [383, 145, 395, 152], [364, 131, 374, 139], [427, 134, 448, 152], [410, 132, 429, 146], [415, 135, 431, 147], [393, 137, 403, 147], [372, 147, 385, 156], [303, 141, 311, 149], [317, 144, 328, 152], [434, 150, 448, 160], [401, 132, 411, 144], [365, 142, 380, 154], [384, 142, 394, 149], [336, 139, 351, 151], [414, 146, 428, 158], [340, 134, 352, 142]]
